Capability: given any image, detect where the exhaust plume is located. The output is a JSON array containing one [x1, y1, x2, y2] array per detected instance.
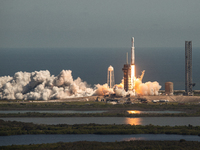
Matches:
[[0, 70, 94, 100], [0, 69, 162, 100], [134, 70, 161, 96]]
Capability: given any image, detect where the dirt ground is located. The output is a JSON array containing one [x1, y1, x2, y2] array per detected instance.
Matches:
[[140, 95, 200, 103], [3, 95, 199, 104], [47, 95, 200, 104]]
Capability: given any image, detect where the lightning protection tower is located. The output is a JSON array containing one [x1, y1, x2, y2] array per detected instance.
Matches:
[[107, 65, 115, 88], [185, 41, 194, 95]]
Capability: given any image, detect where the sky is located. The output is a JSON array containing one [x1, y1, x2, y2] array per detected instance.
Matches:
[[0, 0, 200, 48]]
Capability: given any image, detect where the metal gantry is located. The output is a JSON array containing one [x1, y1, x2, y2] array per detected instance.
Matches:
[[122, 64, 132, 92], [185, 41, 193, 95]]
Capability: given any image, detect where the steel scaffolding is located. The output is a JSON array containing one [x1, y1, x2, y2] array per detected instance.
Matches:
[[122, 64, 132, 92], [185, 41, 193, 95]]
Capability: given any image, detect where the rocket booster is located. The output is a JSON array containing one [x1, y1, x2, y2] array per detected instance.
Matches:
[[131, 37, 135, 65]]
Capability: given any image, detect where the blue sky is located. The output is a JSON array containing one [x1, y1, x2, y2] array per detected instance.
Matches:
[[0, 0, 200, 48]]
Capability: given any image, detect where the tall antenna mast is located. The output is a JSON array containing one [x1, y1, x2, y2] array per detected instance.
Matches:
[[126, 52, 128, 64]]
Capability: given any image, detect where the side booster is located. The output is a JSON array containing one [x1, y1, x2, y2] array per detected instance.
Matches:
[[131, 37, 135, 65]]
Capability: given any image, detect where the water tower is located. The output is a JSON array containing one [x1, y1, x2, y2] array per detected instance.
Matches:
[[107, 65, 115, 88], [165, 82, 174, 95]]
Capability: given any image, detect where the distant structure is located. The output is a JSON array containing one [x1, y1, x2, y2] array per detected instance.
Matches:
[[185, 41, 195, 95], [165, 82, 173, 96], [131, 37, 135, 65], [122, 37, 135, 92], [107, 65, 115, 88], [122, 53, 132, 91]]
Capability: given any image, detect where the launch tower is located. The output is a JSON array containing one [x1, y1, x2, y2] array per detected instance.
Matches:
[[122, 37, 135, 92], [122, 64, 132, 91], [185, 41, 194, 95]]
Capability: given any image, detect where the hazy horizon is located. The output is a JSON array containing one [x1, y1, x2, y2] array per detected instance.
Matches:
[[1, 0, 200, 49]]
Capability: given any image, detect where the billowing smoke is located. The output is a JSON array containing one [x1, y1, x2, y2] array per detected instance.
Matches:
[[96, 70, 162, 97], [93, 84, 114, 96], [114, 86, 135, 97], [135, 79, 161, 96], [134, 70, 162, 96], [0, 70, 94, 100], [0, 69, 161, 100]]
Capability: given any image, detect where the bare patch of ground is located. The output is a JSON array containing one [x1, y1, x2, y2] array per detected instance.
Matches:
[[140, 95, 200, 103]]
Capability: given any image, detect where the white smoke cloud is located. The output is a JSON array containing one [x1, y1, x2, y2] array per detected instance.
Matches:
[[0, 76, 13, 89], [0, 70, 95, 100], [134, 78, 161, 96], [0, 69, 162, 100], [114, 86, 126, 97], [93, 84, 114, 96]]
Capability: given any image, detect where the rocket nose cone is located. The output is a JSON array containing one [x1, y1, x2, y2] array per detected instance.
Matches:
[[132, 37, 134, 47], [132, 37, 134, 42]]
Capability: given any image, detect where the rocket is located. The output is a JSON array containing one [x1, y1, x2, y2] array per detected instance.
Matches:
[[131, 37, 135, 65]]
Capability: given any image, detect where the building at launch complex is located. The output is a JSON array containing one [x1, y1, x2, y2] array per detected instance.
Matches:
[[122, 38, 194, 96], [185, 41, 195, 96]]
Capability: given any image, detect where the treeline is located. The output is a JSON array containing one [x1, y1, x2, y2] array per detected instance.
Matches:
[[0, 101, 119, 110], [0, 111, 198, 117], [1, 119, 200, 136], [1, 140, 200, 150], [1, 101, 200, 112]]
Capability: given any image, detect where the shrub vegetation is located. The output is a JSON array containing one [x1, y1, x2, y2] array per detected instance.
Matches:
[[1, 119, 200, 136], [1, 141, 200, 150]]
